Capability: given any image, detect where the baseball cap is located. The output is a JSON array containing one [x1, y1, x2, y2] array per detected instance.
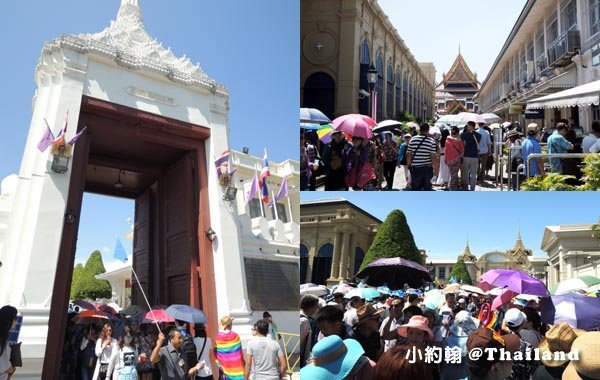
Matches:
[[504, 308, 526, 328], [527, 123, 539, 133], [466, 327, 520, 376]]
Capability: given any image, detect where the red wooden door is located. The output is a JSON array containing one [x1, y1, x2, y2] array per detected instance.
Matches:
[[132, 189, 152, 305], [159, 153, 197, 306]]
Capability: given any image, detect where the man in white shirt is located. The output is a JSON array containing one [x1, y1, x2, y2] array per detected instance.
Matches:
[[476, 124, 493, 184], [343, 296, 364, 331], [583, 122, 600, 153], [379, 299, 404, 352], [244, 320, 287, 380]]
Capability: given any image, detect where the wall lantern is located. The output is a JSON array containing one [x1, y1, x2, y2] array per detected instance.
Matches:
[[50, 140, 71, 173]]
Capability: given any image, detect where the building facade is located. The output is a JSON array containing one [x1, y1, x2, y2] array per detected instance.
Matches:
[[478, 0, 600, 132], [300, 198, 380, 287], [301, 0, 436, 122], [436, 53, 481, 115], [542, 224, 600, 289], [0, 2, 299, 377]]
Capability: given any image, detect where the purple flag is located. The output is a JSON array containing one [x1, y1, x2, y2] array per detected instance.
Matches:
[[244, 173, 259, 207], [37, 119, 55, 152], [269, 176, 289, 208], [68, 126, 87, 146]]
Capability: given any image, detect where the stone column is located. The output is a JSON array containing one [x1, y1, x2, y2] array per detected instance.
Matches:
[[330, 228, 342, 279], [336, 1, 360, 115], [338, 230, 351, 280]]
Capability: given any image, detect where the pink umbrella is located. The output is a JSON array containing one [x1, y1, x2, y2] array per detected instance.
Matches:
[[477, 281, 496, 292], [142, 309, 175, 324], [491, 288, 519, 310], [332, 114, 376, 139]]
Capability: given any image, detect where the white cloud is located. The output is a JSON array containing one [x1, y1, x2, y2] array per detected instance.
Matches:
[[102, 246, 110, 254]]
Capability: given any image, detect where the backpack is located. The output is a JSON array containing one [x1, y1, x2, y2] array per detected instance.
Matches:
[[182, 333, 198, 368]]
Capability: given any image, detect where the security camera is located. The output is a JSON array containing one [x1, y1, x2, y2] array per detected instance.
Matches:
[[587, 255, 593, 260], [359, 89, 370, 97]]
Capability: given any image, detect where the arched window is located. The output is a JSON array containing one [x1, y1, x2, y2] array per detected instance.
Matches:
[[387, 64, 394, 119], [395, 71, 401, 117], [354, 247, 365, 275], [300, 244, 309, 284], [376, 55, 384, 121], [303, 72, 336, 120], [359, 40, 371, 115], [311, 243, 333, 285]]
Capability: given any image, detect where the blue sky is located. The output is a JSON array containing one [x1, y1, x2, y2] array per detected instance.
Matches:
[[0, 1, 298, 266], [301, 192, 600, 259], [378, 0, 526, 84]]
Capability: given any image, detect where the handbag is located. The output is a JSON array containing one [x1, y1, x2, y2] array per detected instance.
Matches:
[[345, 166, 358, 188], [9, 342, 22, 367], [356, 162, 376, 188]]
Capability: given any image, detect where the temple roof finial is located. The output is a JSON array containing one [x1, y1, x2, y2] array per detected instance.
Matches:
[[121, 0, 139, 7], [458, 42, 461, 55]]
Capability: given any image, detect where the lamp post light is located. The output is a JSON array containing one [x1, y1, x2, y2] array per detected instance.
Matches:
[[367, 64, 378, 120]]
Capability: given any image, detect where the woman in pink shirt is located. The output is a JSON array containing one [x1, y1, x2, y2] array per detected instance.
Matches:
[[444, 127, 464, 191]]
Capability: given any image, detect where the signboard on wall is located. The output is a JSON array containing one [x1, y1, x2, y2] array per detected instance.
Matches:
[[244, 258, 299, 311], [524, 109, 545, 119], [509, 105, 524, 115]]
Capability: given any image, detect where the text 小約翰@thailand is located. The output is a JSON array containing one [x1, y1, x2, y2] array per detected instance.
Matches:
[[404, 345, 580, 364]]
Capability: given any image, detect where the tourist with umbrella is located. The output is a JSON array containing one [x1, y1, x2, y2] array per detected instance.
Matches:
[[397, 133, 412, 189], [344, 135, 373, 190]]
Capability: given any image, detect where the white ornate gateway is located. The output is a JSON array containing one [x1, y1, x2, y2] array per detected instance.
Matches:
[[0, 1, 299, 378]]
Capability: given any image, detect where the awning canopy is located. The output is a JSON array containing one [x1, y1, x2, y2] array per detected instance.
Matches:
[[527, 79, 600, 110]]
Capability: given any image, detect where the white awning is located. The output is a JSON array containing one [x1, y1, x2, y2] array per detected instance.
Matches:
[[527, 79, 600, 110]]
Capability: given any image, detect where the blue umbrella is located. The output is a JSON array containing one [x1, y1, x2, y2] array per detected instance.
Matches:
[[300, 108, 331, 124], [165, 304, 208, 324], [300, 123, 329, 131], [377, 285, 391, 295], [539, 292, 600, 331], [344, 287, 381, 302]]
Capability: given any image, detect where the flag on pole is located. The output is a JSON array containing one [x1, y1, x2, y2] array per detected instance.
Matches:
[[37, 119, 55, 152], [53, 111, 69, 145], [68, 126, 87, 146], [113, 238, 128, 263], [371, 92, 378, 122], [260, 149, 270, 204], [244, 173, 259, 207], [214, 150, 230, 177], [268, 176, 289, 208]]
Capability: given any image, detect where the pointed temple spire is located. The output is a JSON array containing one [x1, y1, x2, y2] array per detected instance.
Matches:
[[459, 239, 477, 262], [514, 225, 525, 250], [121, 0, 139, 7]]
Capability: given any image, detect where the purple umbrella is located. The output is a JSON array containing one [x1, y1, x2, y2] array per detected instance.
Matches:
[[540, 292, 600, 331], [480, 269, 549, 297], [355, 257, 432, 289]]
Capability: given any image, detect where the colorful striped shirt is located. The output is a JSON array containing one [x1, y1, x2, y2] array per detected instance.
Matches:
[[215, 330, 244, 380]]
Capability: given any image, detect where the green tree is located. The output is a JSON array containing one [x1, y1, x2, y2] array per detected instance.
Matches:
[[70, 263, 85, 299], [70, 251, 112, 300], [449, 258, 473, 285], [360, 210, 422, 272]]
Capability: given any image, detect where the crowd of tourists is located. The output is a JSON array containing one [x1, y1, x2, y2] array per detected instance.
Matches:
[[0, 302, 287, 380], [299, 286, 600, 380], [300, 117, 600, 191]]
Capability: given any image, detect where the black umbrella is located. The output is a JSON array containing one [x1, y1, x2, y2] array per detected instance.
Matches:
[[355, 257, 432, 289], [372, 120, 404, 135]]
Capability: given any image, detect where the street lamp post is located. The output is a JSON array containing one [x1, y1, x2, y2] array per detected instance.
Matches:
[[367, 64, 378, 120]]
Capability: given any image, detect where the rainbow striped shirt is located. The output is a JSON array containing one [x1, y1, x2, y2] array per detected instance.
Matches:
[[215, 330, 244, 380]]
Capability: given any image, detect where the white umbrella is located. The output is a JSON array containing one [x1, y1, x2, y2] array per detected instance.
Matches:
[[457, 112, 486, 124], [481, 113, 502, 123], [300, 285, 329, 297], [460, 284, 485, 295]]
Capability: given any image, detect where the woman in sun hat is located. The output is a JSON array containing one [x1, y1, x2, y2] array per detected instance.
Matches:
[[397, 315, 434, 348], [561, 331, 600, 380], [300, 335, 375, 380]]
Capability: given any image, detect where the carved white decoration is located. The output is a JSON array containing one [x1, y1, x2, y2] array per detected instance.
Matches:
[[46, 0, 228, 97]]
